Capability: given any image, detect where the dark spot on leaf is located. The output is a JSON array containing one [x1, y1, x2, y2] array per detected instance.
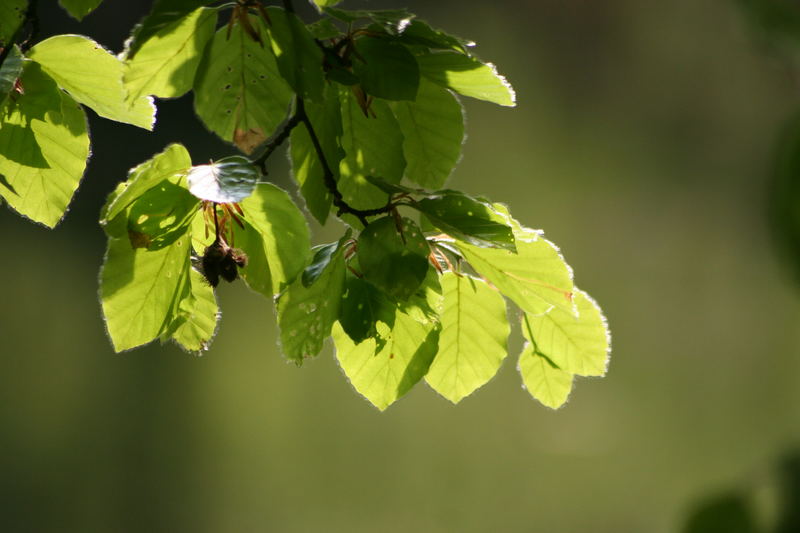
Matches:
[[224, 84, 231, 90], [225, 109, 232, 114], [259, 75, 265, 79], [227, 66, 232, 72]]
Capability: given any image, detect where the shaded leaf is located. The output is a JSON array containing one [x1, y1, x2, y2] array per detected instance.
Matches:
[[0, 45, 24, 106], [414, 191, 515, 250], [338, 86, 406, 210], [523, 289, 610, 376], [193, 16, 293, 152], [352, 36, 419, 101], [302, 233, 350, 287], [127, 178, 199, 250], [425, 273, 509, 403], [265, 6, 324, 101], [358, 216, 430, 301], [277, 240, 345, 363], [187, 155, 259, 203], [323, 7, 414, 34], [290, 84, 341, 224], [333, 310, 439, 411], [0, 0, 26, 47], [391, 78, 464, 188], [124, 7, 217, 101], [394, 19, 473, 54], [58, 0, 103, 21], [0, 64, 89, 227], [124, 0, 210, 59], [417, 51, 515, 107], [339, 274, 396, 344], [28, 34, 155, 129], [519, 314, 573, 409]]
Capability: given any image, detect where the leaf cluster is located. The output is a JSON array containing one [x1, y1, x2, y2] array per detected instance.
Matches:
[[0, 0, 611, 410]]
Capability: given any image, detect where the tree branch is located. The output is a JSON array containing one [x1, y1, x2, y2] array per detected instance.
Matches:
[[251, 112, 302, 173], [294, 96, 394, 227]]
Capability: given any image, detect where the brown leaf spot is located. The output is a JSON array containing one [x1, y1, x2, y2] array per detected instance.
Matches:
[[234, 127, 266, 154], [128, 230, 151, 249]]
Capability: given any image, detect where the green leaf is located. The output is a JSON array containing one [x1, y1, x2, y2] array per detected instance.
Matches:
[[425, 273, 509, 403], [169, 267, 219, 353], [358, 216, 430, 301], [58, 0, 103, 21], [101, 143, 192, 225], [101, 232, 191, 352], [290, 85, 341, 224], [394, 19, 474, 54], [0, 63, 89, 228], [264, 6, 324, 101], [414, 191, 515, 250], [0, 45, 24, 106], [307, 18, 341, 40], [339, 275, 396, 345], [302, 233, 350, 287], [239, 182, 311, 295], [127, 178, 200, 250], [310, 0, 342, 10], [338, 86, 406, 210], [277, 238, 346, 363], [398, 266, 443, 325], [124, 0, 210, 58], [0, 0, 26, 47], [186, 155, 259, 203], [123, 7, 217, 101], [457, 223, 574, 315], [28, 35, 155, 130], [193, 16, 293, 153], [352, 36, 419, 101], [417, 51, 516, 107], [519, 314, 574, 409], [333, 310, 440, 411], [391, 78, 464, 188], [522, 289, 610, 377]]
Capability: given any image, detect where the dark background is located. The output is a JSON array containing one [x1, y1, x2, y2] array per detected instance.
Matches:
[[1, 1, 799, 531]]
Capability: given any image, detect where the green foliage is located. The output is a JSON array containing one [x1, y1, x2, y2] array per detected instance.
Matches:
[[0, 0, 611, 409]]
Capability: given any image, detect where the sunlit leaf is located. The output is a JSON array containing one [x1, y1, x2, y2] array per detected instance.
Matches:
[[457, 223, 574, 315], [58, 0, 103, 21], [394, 19, 473, 54], [0, 64, 89, 228], [101, 231, 191, 352], [417, 51, 515, 107], [124, 0, 210, 59], [239, 182, 311, 294], [425, 273, 509, 403], [127, 178, 199, 250], [333, 310, 439, 411], [323, 7, 414, 34], [518, 314, 574, 409], [310, 0, 342, 10], [338, 86, 406, 210], [29, 34, 155, 129], [124, 7, 217, 101], [194, 16, 293, 153], [358, 216, 430, 301], [187, 155, 259, 203], [101, 143, 192, 225], [391, 79, 463, 188], [169, 267, 219, 353], [523, 289, 610, 377]]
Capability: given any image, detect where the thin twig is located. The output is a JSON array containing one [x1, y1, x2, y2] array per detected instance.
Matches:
[[251, 113, 302, 173]]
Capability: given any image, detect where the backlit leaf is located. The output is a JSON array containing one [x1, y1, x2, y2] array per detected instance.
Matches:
[[127, 178, 199, 250], [352, 36, 419, 101], [0, 64, 89, 227], [333, 310, 439, 411], [124, 7, 217, 101], [239, 182, 311, 294], [58, 0, 103, 21], [417, 51, 515, 107], [169, 267, 219, 353], [519, 314, 574, 409], [339, 275, 396, 344], [391, 78, 463, 188], [101, 232, 191, 352], [265, 6, 324, 101], [523, 288, 610, 376], [194, 16, 293, 152], [29, 34, 154, 129], [425, 273, 509, 403], [0, 0, 26, 46]]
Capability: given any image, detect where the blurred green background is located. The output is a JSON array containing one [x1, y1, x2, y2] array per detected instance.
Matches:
[[2, 1, 800, 531]]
